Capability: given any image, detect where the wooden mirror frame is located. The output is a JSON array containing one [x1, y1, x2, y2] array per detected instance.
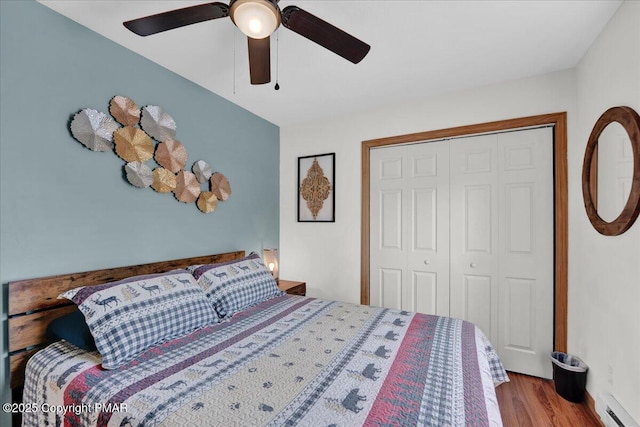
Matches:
[[582, 106, 640, 236]]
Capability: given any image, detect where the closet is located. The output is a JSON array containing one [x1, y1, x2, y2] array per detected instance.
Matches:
[[369, 126, 554, 378]]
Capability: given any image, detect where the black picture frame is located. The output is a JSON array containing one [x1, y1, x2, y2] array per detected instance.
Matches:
[[297, 153, 335, 222]]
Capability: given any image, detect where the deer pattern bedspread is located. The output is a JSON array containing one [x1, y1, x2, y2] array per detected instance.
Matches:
[[23, 295, 508, 427]]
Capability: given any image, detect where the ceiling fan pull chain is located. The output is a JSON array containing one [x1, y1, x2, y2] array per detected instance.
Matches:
[[274, 30, 280, 91], [233, 27, 237, 95]]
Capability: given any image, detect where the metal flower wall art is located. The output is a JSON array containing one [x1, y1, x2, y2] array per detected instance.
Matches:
[[69, 95, 231, 214]]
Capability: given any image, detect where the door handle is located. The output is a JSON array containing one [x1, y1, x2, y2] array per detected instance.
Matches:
[[470, 262, 477, 268], [423, 260, 430, 265]]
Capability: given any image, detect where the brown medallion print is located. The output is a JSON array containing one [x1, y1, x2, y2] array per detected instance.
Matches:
[[300, 158, 331, 219]]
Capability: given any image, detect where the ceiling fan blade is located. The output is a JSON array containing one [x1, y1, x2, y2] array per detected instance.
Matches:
[[248, 37, 271, 85], [123, 2, 230, 36], [281, 6, 370, 64]]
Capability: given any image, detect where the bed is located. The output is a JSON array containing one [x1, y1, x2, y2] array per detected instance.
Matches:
[[8, 251, 508, 427]]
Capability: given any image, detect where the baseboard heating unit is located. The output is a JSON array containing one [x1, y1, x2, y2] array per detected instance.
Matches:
[[596, 393, 639, 427]]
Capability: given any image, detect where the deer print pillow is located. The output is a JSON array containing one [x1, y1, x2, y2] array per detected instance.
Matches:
[[58, 270, 218, 369], [192, 253, 284, 320]]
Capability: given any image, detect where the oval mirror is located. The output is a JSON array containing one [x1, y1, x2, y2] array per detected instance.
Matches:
[[596, 122, 634, 222], [582, 106, 640, 236]]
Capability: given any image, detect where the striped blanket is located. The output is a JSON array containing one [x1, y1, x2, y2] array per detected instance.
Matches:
[[23, 295, 508, 426]]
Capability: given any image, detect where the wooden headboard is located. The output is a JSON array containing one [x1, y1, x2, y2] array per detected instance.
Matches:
[[7, 250, 245, 389]]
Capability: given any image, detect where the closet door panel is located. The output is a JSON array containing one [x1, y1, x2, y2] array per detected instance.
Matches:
[[407, 142, 450, 315], [411, 271, 437, 315], [505, 183, 533, 254], [497, 127, 554, 379], [504, 277, 535, 349], [379, 268, 403, 310], [370, 142, 449, 316], [464, 185, 493, 253], [370, 146, 407, 310], [412, 188, 437, 251], [463, 274, 493, 339], [381, 190, 403, 250], [450, 135, 499, 345]]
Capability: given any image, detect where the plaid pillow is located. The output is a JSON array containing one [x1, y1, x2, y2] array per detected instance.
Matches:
[[193, 253, 284, 319], [59, 270, 218, 369]]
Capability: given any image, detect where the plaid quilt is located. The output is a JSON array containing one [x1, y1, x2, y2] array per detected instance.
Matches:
[[23, 296, 508, 427]]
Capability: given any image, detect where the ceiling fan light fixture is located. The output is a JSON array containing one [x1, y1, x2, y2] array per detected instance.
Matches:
[[230, 0, 281, 39], [123, 2, 371, 86]]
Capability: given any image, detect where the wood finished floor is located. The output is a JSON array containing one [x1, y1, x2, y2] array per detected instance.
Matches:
[[496, 372, 603, 426]]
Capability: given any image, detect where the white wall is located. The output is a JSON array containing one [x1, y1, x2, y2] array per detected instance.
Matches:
[[573, 0, 640, 421], [280, 69, 576, 304], [281, 1, 640, 420]]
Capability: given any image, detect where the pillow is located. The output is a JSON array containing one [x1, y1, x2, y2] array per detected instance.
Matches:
[[184, 264, 203, 274], [46, 310, 97, 351], [193, 253, 284, 319], [59, 270, 218, 369]]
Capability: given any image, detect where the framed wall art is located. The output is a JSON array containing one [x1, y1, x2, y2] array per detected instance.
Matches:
[[298, 152, 335, 222]]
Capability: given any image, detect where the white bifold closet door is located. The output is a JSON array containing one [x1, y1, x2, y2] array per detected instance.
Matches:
[[369, 140, 451, 316], [370, 127, 554, 379]]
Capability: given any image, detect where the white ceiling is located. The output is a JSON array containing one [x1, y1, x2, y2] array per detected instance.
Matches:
[[39, 0, 621, 127]]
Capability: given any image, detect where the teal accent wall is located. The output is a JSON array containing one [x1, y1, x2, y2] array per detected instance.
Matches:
[[0, 1, 279, 417]]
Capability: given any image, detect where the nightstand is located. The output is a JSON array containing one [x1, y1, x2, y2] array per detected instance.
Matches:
[[278, 280, 306, 296]]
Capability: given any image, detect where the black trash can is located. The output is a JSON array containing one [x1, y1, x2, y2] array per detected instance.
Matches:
[[550, 351, 588, 403]]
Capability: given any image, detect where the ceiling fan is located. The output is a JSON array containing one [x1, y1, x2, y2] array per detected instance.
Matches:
[[123, 0, 371, 85]]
